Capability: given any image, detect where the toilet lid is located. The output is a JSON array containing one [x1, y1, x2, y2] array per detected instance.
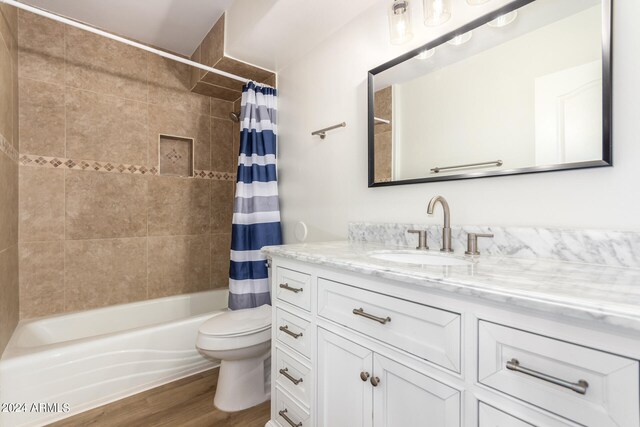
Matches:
[[199, 304, 272, 337]]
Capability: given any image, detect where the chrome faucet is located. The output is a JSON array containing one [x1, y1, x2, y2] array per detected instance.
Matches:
[[427, 196, 453, 253]]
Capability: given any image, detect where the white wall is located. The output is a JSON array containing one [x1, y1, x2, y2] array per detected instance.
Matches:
[[276, 0, 640, 243]]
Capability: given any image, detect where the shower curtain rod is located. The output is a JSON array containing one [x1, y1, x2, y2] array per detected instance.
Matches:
[[0, 0, 251, 84]]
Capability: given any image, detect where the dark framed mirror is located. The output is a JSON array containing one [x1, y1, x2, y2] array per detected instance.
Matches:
[[368, 0, 612, 187]]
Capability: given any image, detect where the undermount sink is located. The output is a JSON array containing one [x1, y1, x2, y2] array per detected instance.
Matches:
[[369, 252, 473, 266]]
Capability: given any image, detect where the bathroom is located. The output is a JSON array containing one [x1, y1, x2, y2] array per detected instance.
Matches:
[[0, 0, 638, 425]]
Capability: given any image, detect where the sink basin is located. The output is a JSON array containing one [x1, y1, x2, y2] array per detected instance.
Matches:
[[369, 252, 473, 266]]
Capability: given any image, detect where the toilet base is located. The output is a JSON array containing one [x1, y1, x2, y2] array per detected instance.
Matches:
[[214, 351, 271, 412]]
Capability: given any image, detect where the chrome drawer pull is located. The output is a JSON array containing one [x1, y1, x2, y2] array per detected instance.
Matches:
[[352, 307, 391, 324], [279, 283, 303, 293], [279, 409, 302, 427], [279, 325, 303, 339], [279, 368, 303, 385], [506, 358, 589, 395]]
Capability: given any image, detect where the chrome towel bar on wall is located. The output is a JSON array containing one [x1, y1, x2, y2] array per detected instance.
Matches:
[[311, 122, 346, 139]]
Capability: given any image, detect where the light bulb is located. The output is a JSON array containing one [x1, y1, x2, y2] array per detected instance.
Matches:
[[447, 31, 473, 46], [466, 0, 490, 5], [389, 0, 414, 44], [423, 0, 451, 27], [487, 10, 518, 28], [415, 48, 435, 59]]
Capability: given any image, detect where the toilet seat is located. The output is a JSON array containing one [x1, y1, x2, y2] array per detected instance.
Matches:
[[199, 304, 272, 337], [196, 305, 272, 352]]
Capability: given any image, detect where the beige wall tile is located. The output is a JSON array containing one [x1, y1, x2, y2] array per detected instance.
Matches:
[[0, 4, 17, 57], [65, 238, 147, 311], [148, 55, 209, 115], [148, 104, 210, 171], [11, 38, 17, 150], [189, 45, 202, 90], [65, 26, 148, 102], [232, 121, 240, 162], [211, 117, 234, 173], [200, 15, 224, 69], [19, 241, 64, 318], [19, 166, 64, 242], [200, 71, 244, 92], [0, 151, 17, 252], [18, 11, 65, 84], [66, 88, 148, 165], [190, 81, 240, 102], [148, 176, 210, 236], [148, 235, 210, 298], [214, 56, 275, 85], [65, 170, 148, 239], [374, 131, 393, 183], [211, 233, 231, 288], [211, 180, 233, 234], [0, 38, 12, 144], [374, 86, 392, 135], [0, 244, 18, 353], [19, 78, 65, 156], [210, 98, 233, 120]]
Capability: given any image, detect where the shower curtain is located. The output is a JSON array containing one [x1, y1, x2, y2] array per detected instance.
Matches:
[[229, 82, 282, 310]]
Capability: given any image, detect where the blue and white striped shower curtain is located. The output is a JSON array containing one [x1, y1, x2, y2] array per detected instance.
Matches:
[[229, 82, 282, 310]]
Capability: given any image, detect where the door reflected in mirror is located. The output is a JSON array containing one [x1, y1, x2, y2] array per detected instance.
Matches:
[[368, 0, 611, 186]]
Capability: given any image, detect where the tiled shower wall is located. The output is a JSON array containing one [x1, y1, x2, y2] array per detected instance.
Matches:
[[17, 11, 243, 319], [0, 4, 19, 353]]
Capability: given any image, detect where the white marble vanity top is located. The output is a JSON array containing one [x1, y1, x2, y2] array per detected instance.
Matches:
[[263, 241, 640, 332]]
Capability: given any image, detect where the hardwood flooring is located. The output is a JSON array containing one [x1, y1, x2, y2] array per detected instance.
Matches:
[[49, 369, 271, 427]]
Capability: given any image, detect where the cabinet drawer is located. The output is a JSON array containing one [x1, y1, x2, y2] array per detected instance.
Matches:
[[275, 387, 311, 427], [275, 346, 312, 408], [276, 308, 312, 359], [479, 404, 532, 427], [478, 321, 639, 427], [317, 278, 461, 372], [276, 267, 311, 311]]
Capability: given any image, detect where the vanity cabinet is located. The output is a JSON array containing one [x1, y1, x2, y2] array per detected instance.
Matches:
[[316, 328, 460, 427], [267, 258, 640, 427]]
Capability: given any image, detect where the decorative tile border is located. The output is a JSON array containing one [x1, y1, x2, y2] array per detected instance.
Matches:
[[19, 154, 236, 181], [0, 133, 19, 163]]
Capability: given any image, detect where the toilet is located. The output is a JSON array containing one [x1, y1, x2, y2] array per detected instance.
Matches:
[[196, 304, 272, 412]]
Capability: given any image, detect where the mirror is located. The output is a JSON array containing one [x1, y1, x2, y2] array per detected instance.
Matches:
[[368, 0, 612, 186]]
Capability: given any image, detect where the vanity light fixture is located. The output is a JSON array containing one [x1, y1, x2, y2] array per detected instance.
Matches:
[[447, 31, 473, 45], [423, 0, 451, 26], [415, 48, 435, 59], [389, 0, 414, 45], [487, 10, 518, 28], [466, 0, 490, 5]]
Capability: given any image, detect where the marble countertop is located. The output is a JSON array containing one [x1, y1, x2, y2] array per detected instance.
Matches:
[[263, 241, 640, 332]]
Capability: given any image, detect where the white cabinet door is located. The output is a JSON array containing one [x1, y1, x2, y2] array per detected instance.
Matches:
[[317, 328, 373, 427], [372, 354, 460, 427]]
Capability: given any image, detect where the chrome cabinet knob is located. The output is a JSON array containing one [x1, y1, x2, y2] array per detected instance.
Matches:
[[370, 376, 380, 387], [360, 371, 370, 381]]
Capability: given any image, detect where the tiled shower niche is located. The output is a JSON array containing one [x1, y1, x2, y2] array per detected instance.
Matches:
[[159, 135, 194, 177]]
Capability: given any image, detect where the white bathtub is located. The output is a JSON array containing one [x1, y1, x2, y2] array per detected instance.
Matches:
[[0, 289, 228, 426]]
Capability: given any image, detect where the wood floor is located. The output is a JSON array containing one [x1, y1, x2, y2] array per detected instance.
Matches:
[[49, 369, 271, 427]]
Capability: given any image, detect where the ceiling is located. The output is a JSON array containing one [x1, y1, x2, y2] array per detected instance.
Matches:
[[20, 0, 234, 56], [18, 0, 384, 72]]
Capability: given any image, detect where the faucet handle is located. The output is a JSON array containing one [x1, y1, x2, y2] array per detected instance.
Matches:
[[465, 233, 494, 256], [408, 230, 429, 250]]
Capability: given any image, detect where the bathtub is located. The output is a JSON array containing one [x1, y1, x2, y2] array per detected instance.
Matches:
[[0, 289, 228, 426]]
